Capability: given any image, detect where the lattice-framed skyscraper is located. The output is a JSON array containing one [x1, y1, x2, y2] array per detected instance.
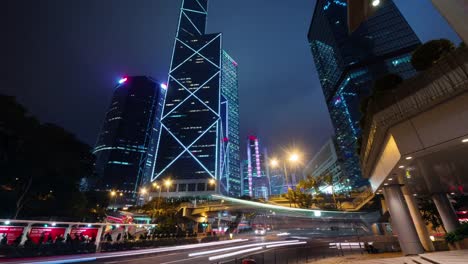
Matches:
[[150, 0, 240, 197]]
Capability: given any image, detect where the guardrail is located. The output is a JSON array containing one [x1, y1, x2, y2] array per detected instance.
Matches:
[[0, 218, 216, 258]]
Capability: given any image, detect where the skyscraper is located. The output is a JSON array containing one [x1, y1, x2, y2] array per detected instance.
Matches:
[[303, 138, 348, 194], [151, 0, 240, 197], [244, 135, 269, 199], [308, 0, 421, 188], [93, 76, 166, 202]]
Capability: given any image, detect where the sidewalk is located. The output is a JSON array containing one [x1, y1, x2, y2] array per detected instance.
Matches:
[[304, 250, 468, 264]]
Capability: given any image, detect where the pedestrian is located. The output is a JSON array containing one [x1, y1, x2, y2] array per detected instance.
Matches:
[[116, 233, 121, 242], [38, 232, 45, 245], [1, 234, 7, 246], [47, 233, 53, 244]]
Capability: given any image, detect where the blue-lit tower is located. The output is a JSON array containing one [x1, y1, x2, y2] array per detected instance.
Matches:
[[93, 76, 166, 204], [308, 0, 421, 187], [151, 0, 240, 197]]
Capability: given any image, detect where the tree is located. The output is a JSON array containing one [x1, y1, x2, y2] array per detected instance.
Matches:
[[373, 74, 403, 95], [297, 174, 320, 194], [411, 39, 455, 71], [419, 199, 444, 232], [0, 95, 95, 219], [323, 174, 337, 208]]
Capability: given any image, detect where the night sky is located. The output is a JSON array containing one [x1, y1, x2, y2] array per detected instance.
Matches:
[[2, 0, 460, 160]]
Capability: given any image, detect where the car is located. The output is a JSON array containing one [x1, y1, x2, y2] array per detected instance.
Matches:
[[254, 227, 266, 236]]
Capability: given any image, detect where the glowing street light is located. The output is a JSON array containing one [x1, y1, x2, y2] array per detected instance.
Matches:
[[110, 191, 116, 197], [209, 179, 216, 185], [288, 153, 300, 163], [270, 158, 279, 168], [371, 0, 380, 7], [164, 179, 172, 194], [140, 188, 147, 195]]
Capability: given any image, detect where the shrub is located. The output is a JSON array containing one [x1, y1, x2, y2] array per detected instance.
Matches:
[[373, 74, 403, 94], [445, 232, 463, 244], [411, 39, 455, 71]]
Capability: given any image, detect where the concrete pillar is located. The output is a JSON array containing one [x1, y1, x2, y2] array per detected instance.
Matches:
[[432, 193, 460, 233], [402, 186, 435, 252], [383, 185, 424, 255]]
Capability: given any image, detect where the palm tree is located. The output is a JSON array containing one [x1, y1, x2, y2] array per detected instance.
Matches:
[[323, 174, 337, 208]]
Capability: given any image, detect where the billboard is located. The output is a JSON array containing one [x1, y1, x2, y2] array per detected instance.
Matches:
[[0, 226, 24, 245], [29, 227, 66, 244], [70, 227, 99, 240]]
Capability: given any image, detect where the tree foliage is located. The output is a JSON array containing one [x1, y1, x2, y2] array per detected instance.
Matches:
[[0, 94, 95, 219], [373, 74, 403, 95], [411, 39, 455, 71], [419, 198, 444, 231]]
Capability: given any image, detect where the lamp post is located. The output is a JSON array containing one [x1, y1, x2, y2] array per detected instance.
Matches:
[[209, 178, 216, 193], [110, 191, 117, 210], [164, 179, 172, 195], [152, 183, 162, 218], [140, 187, 148, 206], [269, 152, 301, 191]]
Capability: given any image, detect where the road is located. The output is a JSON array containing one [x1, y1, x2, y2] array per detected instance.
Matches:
[[4, 231, 366, 264]]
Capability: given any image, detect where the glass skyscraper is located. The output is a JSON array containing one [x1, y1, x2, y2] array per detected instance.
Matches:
[[308, 0, 421, 187], [242, 135, 270, 199], [152, 0, 240, 197], [93, 76, 166, 203]]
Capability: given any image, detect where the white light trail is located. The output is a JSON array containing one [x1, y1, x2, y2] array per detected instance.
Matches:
[[188, 240, 299, 257], [266, 241, 307, 248], [21, 239, 248, 264], [208, 247, 263, 261]]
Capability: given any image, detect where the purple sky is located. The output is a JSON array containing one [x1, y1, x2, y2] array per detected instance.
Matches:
[[1, 0, 460, 160]]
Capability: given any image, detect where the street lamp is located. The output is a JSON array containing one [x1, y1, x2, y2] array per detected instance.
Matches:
[[140, 187, 148, 206], [152, 183, 162, 217], [269, 152, 301, 191], [164, 179, 172, 194], [371, 0, 380, 7], [110, 191, 117, 210]]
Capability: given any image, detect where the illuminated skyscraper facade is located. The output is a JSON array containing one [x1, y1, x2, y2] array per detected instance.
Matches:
[[308, 0, 420, 187], [93, 76, 166, 202], [243, 135, 269, 199], [152, 0, 240, 197]]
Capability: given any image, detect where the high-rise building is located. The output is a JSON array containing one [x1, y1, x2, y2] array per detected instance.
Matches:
[[308, 0, 421, 188], [151, 0, 240, 197], [303, 138, 348, 193], [93, 76, 166, 203], [244, 135, 270, 199]]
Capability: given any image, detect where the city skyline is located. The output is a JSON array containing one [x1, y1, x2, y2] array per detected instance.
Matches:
[[1, 0, 461, 159]]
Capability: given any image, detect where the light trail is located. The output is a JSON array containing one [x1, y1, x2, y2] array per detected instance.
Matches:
[[207, 240, 308, 261], [211, 194, 363, 216], [19, 239, 248, 264], [266, 241, 307, 248], [188, 240, 300, 257], [208, 247, 263, 261]]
